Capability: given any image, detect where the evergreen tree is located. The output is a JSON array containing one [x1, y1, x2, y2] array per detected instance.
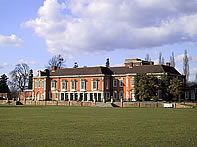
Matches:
[[135, 74, 158, 101], [160, 74, 172, 101], [183, 50, 189, 82], [168, 77, 183, 102], [0, 74, 9, 93]]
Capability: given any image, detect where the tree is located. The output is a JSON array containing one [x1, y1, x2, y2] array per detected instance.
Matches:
[[168, 77, 183, 102], [135, 74, 158, 101], [73, 62, 78, 68], [159, 74, 172, 101], [106, 58, 110, 67], [159, 52, 162, 64], [145, 54, 151, 61], [170, 52, 175, 67], [9, 63, 30, 92], [0, 74, 9, 93], [47, 54, 65, 69], [183, 50, 189, 82]]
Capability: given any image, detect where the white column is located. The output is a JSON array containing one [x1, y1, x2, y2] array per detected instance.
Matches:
[[83, 93, 85, 101], [87, 93, 90, 101]]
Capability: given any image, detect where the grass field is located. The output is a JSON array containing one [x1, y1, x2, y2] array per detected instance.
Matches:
[[0, 106, 197, 146]]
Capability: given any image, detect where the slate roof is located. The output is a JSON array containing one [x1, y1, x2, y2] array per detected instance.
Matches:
[[41, 65, 181, 76]]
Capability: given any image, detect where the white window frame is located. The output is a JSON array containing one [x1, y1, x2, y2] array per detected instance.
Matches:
[[119, 79, 123, 87], [61, 80, 67, 91], [38, 80, 40, 88], [92, 79, 99, 91], [35, 80, 37, 88], [42, 80, 44, 88], [80, 79, 86, 91], [113, 79, 117, 87], [51, 80, 57, 90], [71, 79, 77, 91]]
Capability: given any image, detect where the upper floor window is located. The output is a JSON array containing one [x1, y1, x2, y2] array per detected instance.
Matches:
[[113, 79, 117, 87], [38, 80, 40, 88], [35, 80, 37, 88], [81, 79, 87, 91], [119, 79, 123, 87], [131, 77, 135, 87], [51, 80, 57, 89], [42, 80, 44, 88], [61, 80, 68, 90], [93, 79, 99, 90], [71, 79, 77, 90]]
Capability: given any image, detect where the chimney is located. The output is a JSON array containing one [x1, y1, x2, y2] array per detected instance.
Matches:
[[52, 66, 57, 72], [166, 62, 171, 67], [149, 61, 154, 65]]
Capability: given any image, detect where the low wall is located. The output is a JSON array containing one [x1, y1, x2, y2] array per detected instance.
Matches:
[[1, 100, 195, 108]]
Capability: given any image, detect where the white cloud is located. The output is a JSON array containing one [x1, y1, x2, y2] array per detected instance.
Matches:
[[0, 62, 9, 69], [19, 59, 37, 65], [25, 0, 197, 55], [0, 34, 24, 48]]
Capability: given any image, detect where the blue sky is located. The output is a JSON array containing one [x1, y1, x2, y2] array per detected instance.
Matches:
[[0, 0, 197, 81]]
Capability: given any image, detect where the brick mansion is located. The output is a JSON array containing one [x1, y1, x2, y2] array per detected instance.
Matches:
[[30, 58, 182, 102]]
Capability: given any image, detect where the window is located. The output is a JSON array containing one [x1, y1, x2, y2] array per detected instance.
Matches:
[[92, 79, 99, 90], [38, 80, 40, 88], [42, 80, 44, 88], [35, 80, 37, 88], [51, 80, 57, 89], [113, 91, 117, 99], [113, 79, 117, 87], [71, 80, 77, 90], [81, 79, 86, 91], [119, 79, 123, 87], [131, 77, 135, 87], [61, 93, 64, 100], [61, 80, 67, 90]]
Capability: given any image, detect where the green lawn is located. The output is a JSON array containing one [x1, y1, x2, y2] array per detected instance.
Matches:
[[0, 106, 197, 147]]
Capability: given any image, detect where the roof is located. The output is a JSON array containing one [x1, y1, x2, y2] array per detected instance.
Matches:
[[49, 66, 113, 76], [39, 65, 181, 77], [110, 65, 181, 75]]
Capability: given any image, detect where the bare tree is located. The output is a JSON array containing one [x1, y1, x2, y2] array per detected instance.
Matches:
[[183, 50, 189, 82], [145, 54, 151, 61], [47, 54, 66, 69], [9, 63, 30, 92], [170, 52, 175, 67]]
